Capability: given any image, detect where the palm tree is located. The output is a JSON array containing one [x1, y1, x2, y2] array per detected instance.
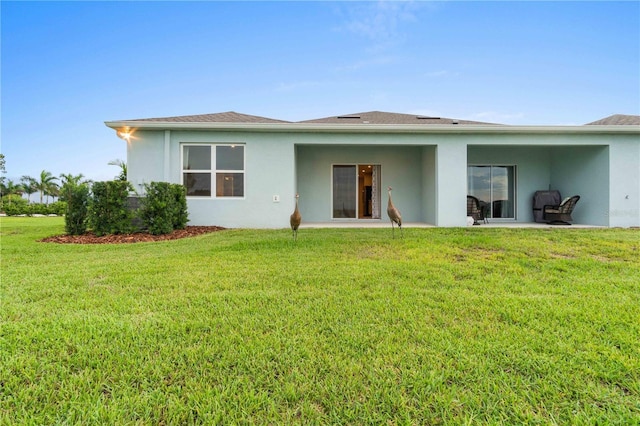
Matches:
[[1, 179, 24, 205], [108, 159, 127, 181], [59, 173, 91, 187], [21, 176, 37, 203], [59, 173, 91, 202], [35, 170, 59, 204], [46, 182, 60, 204]]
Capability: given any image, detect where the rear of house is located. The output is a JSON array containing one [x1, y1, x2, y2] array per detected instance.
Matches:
[[105, 112, 640, 228]]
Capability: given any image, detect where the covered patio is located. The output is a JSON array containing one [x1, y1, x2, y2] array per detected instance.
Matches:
[[299, 221, 603, 229]]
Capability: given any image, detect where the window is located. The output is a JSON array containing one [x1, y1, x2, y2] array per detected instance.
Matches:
[[468, 165, 516, 219], [182, 144, 244, 197]]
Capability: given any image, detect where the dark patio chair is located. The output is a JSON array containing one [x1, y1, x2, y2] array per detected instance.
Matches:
[[543, 195, 580, 225], [467, 195, 486, 225]]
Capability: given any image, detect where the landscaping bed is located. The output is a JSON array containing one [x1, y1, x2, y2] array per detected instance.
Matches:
[[39, 225, 225, 244]]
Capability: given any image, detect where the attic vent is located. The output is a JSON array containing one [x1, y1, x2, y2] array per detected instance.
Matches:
[[417, 116, 440, 120], [338, 115, 361, 119], [452, 120, 459, 125]]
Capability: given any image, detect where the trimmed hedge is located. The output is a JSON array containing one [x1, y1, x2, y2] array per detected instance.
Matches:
[[138, 182, 189, 235], [55, 180, 189, 236], [0, 196, 66, 216], [89, 181, 134, 236], [61, 182, 90, 235]]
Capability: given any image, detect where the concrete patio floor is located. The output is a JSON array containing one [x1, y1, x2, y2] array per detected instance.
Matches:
[[301, 221, 603, 229]]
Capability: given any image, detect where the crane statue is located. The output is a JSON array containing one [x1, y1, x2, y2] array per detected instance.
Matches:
[[290, 193, 302, 241], [387, 186, 402, 238]]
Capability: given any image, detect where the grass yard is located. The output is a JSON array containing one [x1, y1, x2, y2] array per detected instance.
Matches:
[[1, 217, 639, 424]]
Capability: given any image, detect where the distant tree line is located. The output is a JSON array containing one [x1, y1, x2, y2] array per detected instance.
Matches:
[[1, 154, 187, 236], [0, 154, 127, 208]]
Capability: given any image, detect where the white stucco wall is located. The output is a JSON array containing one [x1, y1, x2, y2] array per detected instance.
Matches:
[[608, 139, 640, 227], [550, 145, 609, 226], [296, 144, 426, 223], [128, 129, 297, 228], [124, 126, 639, 228], [127, 130, 166, 194], [435, 142, 468, 226], [421, 146, 437, 224], [468, 145, 550, 223]]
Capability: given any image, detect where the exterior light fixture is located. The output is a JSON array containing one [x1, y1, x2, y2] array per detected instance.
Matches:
[[116, 128, 133, 142]]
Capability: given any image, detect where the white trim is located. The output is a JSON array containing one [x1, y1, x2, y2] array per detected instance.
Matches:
[[105, 121, 640, 135], [181, 143, 246, 199]]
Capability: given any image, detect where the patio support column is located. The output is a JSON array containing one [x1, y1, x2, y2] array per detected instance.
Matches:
[[163, 130, 171, 182], [609, 141, 640, 227], [436, 141, 468, 226]]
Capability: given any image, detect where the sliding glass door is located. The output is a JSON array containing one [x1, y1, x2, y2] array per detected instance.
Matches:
[[332, 164, 381, 219], [468, 165, 516, 219]]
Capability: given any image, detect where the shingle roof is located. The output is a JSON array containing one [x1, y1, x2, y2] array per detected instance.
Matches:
[[114, 111, 640, 127], [125, 111, 290, 124], [298, 111, 496, 125], [586, 114, 640, 125]]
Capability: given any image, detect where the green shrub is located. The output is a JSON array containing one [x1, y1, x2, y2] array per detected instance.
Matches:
[[171, 183, 189, 230], [29, 203, 48, 215], [61, 183, 90, 235], [138, 182, 189, 235], [90, 181, 134, 236], [48, 201, 67, 216], [1, 195, 29, 215]]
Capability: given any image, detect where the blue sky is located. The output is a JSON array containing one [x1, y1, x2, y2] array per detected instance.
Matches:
[[2, 1, 639, 183]]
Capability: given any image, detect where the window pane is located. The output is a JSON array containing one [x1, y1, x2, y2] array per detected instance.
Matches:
[[183, 146, 211, 170], [216, 173, 244, 197], [468, 165, 515, 219], [333, 165, 356, 218], [216, 146, 244, 170], [184, 173, 211, 196], [467, 166, 491, 204], [492, 166, 515, 218]]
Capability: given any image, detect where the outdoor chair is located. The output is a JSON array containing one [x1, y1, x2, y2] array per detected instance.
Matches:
[[467, 195, 487, 225], [543, 195, 580, 225]]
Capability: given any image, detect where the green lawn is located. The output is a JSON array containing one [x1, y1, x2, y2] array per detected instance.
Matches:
[[1, 217, 639, 424]]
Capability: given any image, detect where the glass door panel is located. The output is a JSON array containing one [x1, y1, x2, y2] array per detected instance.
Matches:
[[333, 165, 356, 218], [468, 165, 516, 219], [491, 166, 515, 218], [468, 166, 491, 217]]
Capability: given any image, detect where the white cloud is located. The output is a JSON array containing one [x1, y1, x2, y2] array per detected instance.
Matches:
[[335, 0, 421, 51]]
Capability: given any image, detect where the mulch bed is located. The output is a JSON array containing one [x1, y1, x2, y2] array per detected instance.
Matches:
[[40, 226, 226, 244]]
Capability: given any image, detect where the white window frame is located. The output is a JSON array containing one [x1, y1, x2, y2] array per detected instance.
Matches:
[[181, 143, 245, 199]]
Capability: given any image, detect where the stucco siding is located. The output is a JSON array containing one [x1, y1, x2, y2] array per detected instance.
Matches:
[[550, 146, 609, 226], [132, 130, 298, 228], [421, 147, 437, 224], [608, 139, 640, 227], [127, 130, 166, 194], [435, 142, 467, 226], [468, 145, 552, 223], [296, 145, 426, 223], [121, 124, 639, 228]]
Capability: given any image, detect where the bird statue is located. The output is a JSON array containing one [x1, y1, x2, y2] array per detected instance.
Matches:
[[290, 193, 301, 241], [387, 186, 402, 238]]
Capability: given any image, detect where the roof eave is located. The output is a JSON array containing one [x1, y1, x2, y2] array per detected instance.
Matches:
[[104, 121, 640, 134]]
